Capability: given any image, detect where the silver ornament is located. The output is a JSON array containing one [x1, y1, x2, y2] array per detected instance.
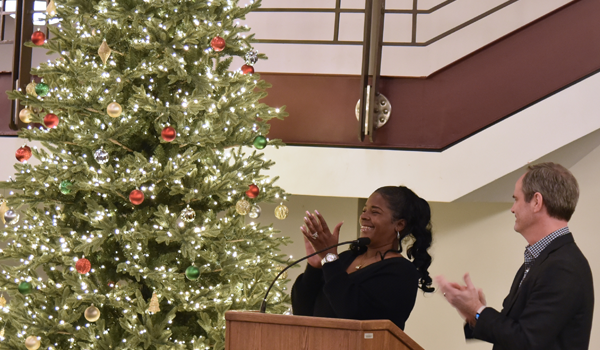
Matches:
[[94, 147, 109, 164], [244, 49, 258, 66], [180, 206, 196, 222], [248, 204, 261, 219], [4, 209, 19, 225]]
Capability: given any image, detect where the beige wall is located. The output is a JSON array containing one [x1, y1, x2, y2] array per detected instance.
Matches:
[[569, 143, 600, 350], [257, 142, 600, 350], [409, 201, 518, 350], [260, 195, 518, 350], [255, 195, 361, 294]]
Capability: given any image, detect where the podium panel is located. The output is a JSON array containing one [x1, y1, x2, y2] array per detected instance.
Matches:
[[225, 311, 424, 350]]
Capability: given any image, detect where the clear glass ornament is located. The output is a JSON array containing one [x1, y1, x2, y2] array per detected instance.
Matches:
[[248, 204, 261, 219], [245, 49, 258, 66], [180, 206, 196, 222], [4, 209, 19, 225], [94, 147, 109, 164]]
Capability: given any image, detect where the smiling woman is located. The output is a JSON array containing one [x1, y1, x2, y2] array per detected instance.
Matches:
[[291, 186, 434, 330]]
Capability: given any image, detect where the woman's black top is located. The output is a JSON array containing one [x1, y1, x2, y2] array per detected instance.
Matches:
[[291, 250, 419, 330]]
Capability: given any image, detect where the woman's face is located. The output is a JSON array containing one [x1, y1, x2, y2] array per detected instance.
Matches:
[[359, 192, 404, 247]]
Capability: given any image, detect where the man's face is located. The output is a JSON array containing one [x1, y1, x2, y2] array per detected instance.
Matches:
[[511, 174, 536, 234]]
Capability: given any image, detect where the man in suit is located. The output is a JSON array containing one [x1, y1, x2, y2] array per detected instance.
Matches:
[[437, 162, 594, 350]]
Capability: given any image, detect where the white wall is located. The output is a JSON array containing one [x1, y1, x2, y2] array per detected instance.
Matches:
[[242, 0, 573, 76]]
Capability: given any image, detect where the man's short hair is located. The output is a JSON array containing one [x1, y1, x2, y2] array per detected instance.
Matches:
[[522, 162, 579, 221]]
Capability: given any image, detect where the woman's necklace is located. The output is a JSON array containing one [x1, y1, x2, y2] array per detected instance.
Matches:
[[355, 255, 377, 269], [355, 250, 393, 269]]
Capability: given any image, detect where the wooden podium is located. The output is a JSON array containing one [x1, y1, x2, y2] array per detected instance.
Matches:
[[225, 311, 424, 350]]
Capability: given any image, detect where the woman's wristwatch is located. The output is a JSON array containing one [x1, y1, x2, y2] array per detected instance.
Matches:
[[321, 253, 339, 265]]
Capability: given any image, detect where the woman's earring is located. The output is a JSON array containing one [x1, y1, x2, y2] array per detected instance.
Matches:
[[396, 231, 400, 241], [396, 231, 402, 253]]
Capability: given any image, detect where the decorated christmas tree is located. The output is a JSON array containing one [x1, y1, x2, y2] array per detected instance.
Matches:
[[1, 0, 291, 348]]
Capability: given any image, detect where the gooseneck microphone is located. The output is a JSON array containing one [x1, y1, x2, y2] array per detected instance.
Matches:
[[259, 237, 371, 313]]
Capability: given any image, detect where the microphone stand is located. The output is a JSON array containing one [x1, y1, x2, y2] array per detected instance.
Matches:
[[259, 238, 369, 313]]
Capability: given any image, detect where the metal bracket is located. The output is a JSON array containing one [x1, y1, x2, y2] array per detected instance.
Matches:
[[357, 0, 388, 142], [355, 88, 391, 129]]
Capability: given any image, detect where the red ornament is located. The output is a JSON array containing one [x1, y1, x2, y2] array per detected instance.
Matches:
[[15, 145, 32, 162], [241, 64, 254, 75], [161, 126, 176, 142], [31, 30, 46, 46], [129, 189, 144, 205], [246, 184, 260, 199], [44, 113, 59, 128], [76, 258, 91, 274], [210, 36, 226, 52]]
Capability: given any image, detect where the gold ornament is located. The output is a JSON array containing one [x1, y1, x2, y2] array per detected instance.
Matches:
[[19, 108, 33, 123], [148, 292, 160, 313], [46, 0, 56, 16], [25, 336, 40, 350], [276, 266, 288, 279], [235, 199, 251, 215], [26, 82, 38, 96], [0, 294, 6, 307], [84, 305, 101, 322], [98, 40, 112, 65], [274, 204, 289, 220], [0, 327, 4, 337], [0, 199, 8, 224], [107, 102, 122, 118]]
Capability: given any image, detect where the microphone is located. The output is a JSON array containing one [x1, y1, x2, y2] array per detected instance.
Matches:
[[259, 237, 371, 313]]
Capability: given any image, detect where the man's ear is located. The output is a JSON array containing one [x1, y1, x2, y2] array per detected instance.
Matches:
[[532, 192, 544, 213]]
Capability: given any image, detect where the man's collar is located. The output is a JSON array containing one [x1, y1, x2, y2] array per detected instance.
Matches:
[[524, 226, 570, 261]]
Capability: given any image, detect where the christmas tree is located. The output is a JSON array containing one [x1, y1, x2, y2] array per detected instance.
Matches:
[[1, 0, 291, 348]]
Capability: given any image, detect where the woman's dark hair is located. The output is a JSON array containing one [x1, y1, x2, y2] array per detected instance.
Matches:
[[375, 186, 434, 293]]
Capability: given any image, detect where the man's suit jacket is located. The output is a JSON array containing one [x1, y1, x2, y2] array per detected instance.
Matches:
[[465, 233, 594, 350]]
